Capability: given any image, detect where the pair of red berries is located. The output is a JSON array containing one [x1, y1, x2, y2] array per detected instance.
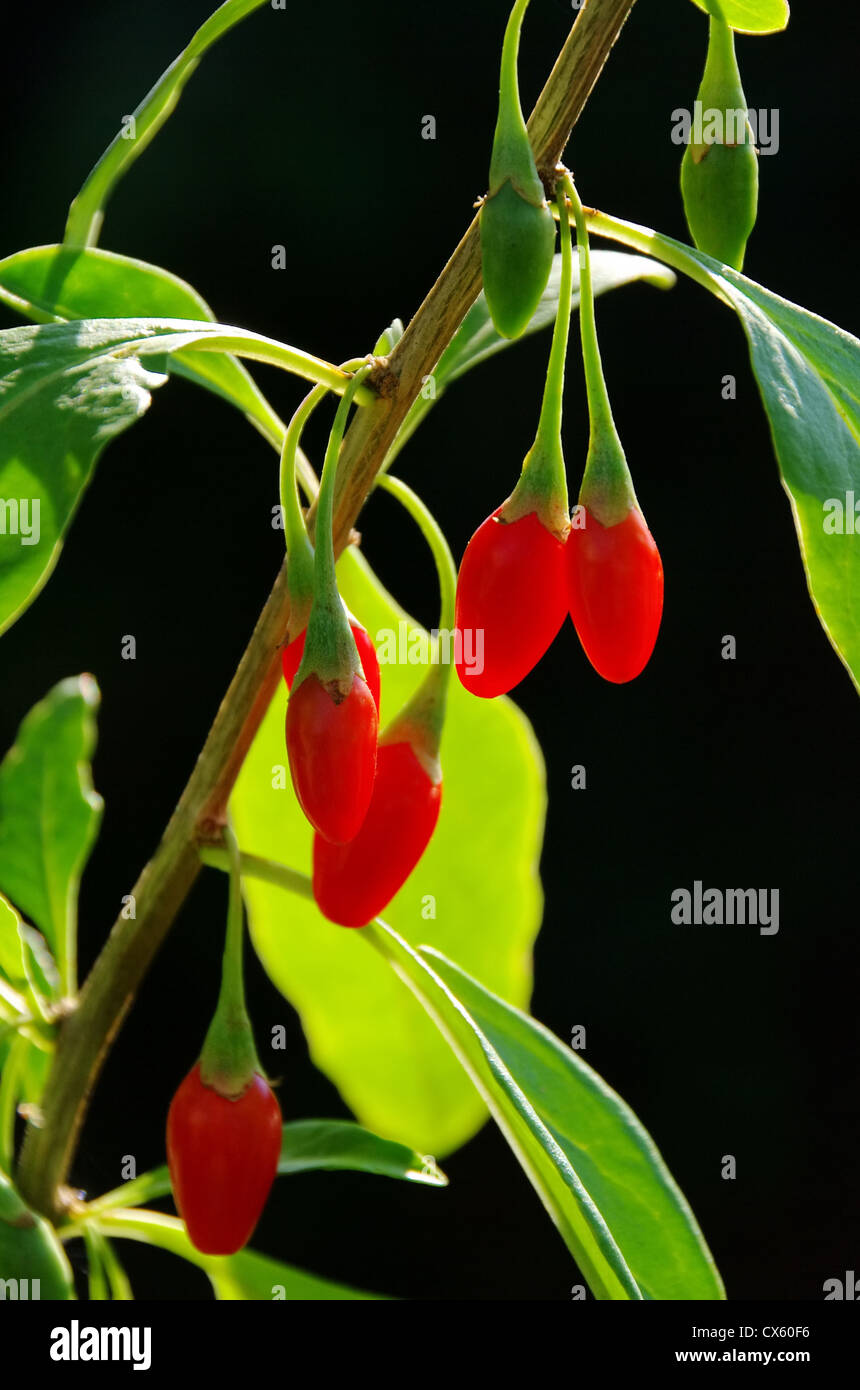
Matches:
[[454, 502, 663, 697], [282, 624, 441, 927]]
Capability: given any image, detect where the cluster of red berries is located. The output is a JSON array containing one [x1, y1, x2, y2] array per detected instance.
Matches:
[[454, 500, 664, 698], [283, 621, 442, 928]]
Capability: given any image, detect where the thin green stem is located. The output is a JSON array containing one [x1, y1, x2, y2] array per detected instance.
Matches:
[[219, 825, 245, 1022], [375, 474, 458, 740], [97, 1231, 134, 1300], [314, 365, 373, 601], [376, 476, 457, 639], [277, 356, 370, 613], [500, 0, 531, 126], [563, 175, 618, 442], [83, 1225, 109, 1300], [68, 1166, 173, 1224], [293, 364, 373, 688], [278, 384, 328, 610], [114, 328, 371, 401], [200, 846, 313, 900], [532, 178, 574, 462], [64, 0, 269, 247]]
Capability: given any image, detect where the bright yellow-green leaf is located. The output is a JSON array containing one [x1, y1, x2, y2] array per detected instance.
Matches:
[[691, 0, 789, 34], [231, 547, 545, 1156]]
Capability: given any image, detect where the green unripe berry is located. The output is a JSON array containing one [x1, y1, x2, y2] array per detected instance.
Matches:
[[480, 0, 556, 339], [480, 181, 557, 340], [681, 138, 758, 270], [680, 16, 759, 270]]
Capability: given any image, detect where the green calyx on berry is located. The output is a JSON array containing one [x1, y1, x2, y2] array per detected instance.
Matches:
[[292, 364, 373, 698], [501, 175, 572, 540], [680, 15, 758, 270], [563, 174, 638, 528], [199, 825, 261, 1100], [480, 0, 556, 340]]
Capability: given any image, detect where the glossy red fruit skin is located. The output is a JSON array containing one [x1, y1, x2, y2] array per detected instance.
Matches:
[[454, 507, 568, 698], [282, 622, 381, 711], [566, 506, 664, 683], [313, 741, 442, 927], [286, 672, 378, 843], [166, 1064, 282, 1256]]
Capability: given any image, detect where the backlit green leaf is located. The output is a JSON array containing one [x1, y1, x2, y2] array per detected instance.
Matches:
[[690, 0, 789, 34], [367, 926, 724, 1301], [0, 675, 103, 991], [278, 1119, 446, 1186], [231, 546, 545, 1157], [590, 214, 860, 693], [0, 244, 285, 452]]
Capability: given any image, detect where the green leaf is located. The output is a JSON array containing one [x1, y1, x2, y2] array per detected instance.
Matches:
[[690, 0, 789, 33], [0, 675, 103, 991], [0, 324, 166, 636], [0, 318, 347, 635], [680, 247, 860, 690], [589, 214, 860, 692], [0, 244, 285, 451], [64, 0, 270, 247], [278, 1120, 447, 1186], [372, 318, 404, 357], [0, 1166, 75, 1298], [0, 893, 28, 999], [389, 250, 676, 467], [231, 546, 545, 1157], [368, 926, 724, 1301], [98, 1210, 386, 1300], [711, 270, 860, 688], [0, 892, 58, 1083], [81, 1119, 446, 1217]]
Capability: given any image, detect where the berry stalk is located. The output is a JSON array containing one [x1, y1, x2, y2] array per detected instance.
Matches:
[[562, 173, 636, 526]]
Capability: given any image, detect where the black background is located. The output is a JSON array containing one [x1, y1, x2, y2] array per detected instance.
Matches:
[[1, 0, 857, 1301]]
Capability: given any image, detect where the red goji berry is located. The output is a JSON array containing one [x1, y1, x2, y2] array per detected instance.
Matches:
[[313, 738, 441, 927], [566, 505, 663, 683], [166, 1063, 282, 1256], [455, 506, 568, 698], [286, 671, 378, 843]]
